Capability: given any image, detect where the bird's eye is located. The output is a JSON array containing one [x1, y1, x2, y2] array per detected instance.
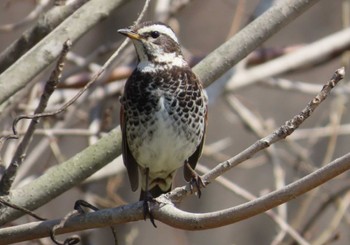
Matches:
[[150, 31, 160, 38]]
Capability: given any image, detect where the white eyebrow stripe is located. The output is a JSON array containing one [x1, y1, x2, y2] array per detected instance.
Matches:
[[138, 24, 179, 43]]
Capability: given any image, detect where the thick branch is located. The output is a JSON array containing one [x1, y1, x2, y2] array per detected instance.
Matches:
[[0, 0, 127, 105], [0, 128, 122, 225], [0, 40, 71, 195], [168, 68, 345, 203], [226, 28, 350, 91], [0, 0, 329, 233], [194, 0, 320, 87], [156, 152, 350, 230], [1, 152, 350, 244], [0, 68, 344, 243], [0, 0, 87, 73]]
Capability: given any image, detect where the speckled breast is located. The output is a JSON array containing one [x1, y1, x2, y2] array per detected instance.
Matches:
[[123, 67, 207, 173]]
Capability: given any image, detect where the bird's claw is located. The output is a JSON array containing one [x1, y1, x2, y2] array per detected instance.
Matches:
[[142, 192, 157, 228], [189, 174, 207, 198]]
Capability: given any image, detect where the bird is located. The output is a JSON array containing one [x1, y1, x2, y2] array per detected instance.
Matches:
[[118, 21, 208, 225]]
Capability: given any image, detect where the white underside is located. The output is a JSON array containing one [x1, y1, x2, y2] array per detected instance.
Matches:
[[135, 97, 197, 178]]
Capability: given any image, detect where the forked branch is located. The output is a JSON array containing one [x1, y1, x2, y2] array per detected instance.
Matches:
[[0, 68, 345, 244]]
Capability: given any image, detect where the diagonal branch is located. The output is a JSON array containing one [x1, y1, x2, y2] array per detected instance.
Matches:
[[155, 152, 350, 230], [0, 0, 88, 73], [194, 0, 320, 87], [0, 40, 72, 195], [0, 0, 128, 105], [0, 0, 330, 233], [168, 68, 345, 203], [1, 145, 350, 244], [0, 68, 345, 244]]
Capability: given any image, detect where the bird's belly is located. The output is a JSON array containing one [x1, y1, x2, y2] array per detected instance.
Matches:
[[128, 111, 198, 176]]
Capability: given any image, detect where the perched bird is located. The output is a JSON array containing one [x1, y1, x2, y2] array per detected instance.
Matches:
[[118, 21, 208, 224]]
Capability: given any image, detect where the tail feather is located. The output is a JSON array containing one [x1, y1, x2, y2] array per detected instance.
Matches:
[[139, 185, 172, 201]]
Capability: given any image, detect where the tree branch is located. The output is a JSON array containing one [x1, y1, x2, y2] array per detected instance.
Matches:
[[0, 0, 88, 73], [166, 68, 345, 203], [0, 0, 338, 226], [226, 28, 350, 91], [0, 128, 122, 225], [194, 0, 320, 87], [1, 149, 350, 244], [0, 0, 127, 105], [0, 40, 71, 195], [0, 68, 344, 244], [156, 153, 350, 230]]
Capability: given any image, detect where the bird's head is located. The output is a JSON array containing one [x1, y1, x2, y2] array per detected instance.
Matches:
[[118, 21, 186, 69]]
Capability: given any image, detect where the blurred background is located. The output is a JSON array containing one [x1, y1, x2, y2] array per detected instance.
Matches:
[[1, 0, 349, 244]]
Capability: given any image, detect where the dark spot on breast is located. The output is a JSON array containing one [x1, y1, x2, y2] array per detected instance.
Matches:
[[179, 101, 186, 107], [132, 120, 140, 126], [178, 91, 186, 98]]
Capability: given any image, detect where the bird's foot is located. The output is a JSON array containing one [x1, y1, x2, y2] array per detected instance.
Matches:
[[74, 199, 99, 214], [142, 192, 157, 228], [189, 174, 207, 198], [185, 161, 207, 198]]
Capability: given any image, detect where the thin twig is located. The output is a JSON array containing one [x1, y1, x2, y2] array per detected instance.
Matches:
[[196, 164, 308, 245], [8, 0, 152, 126], [0, 0, 87, 73], [226, 28, 350, 91], [311, 192, 350, 245], [170, 67, 345, 203], [159, 68, 345, 232], [224, 94, 288, 243], [50, 209, 81, 245], [194, 0, 320, 87], [0, 68, 345, 244], [0, 0, 51, 32], [262, 77, 350, 95], [2, 152, 350, 243], [0, 197, 46, 221], [298, 186, 350, 238], [0, 40, 72, 195]]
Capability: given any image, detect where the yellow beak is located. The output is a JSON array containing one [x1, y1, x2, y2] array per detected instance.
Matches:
[[117, 28, 142, 40]]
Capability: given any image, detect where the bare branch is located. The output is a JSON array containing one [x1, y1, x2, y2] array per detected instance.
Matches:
[[0, 0, 87, 73], [0, 0, 51, 32], [0, 40, 71, 195], [0, 0, 127, 105], [0, 68, 344, 243], [1, 151, 350, 244], [0, 127, 122, 225], [0, 198, 45, 221], [155, 153, 350, 230], [195, 68, 344, 193], [194, 0, 320, 87], [0, 0, 154, 223], [226, 28, 350, 91]]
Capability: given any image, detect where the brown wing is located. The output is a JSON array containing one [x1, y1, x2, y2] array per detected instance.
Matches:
[[120, 103, 139, 191], [184, 104, 208, 182]]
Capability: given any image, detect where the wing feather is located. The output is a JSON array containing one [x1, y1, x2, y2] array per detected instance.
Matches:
[[120, 103, 139, 191]]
